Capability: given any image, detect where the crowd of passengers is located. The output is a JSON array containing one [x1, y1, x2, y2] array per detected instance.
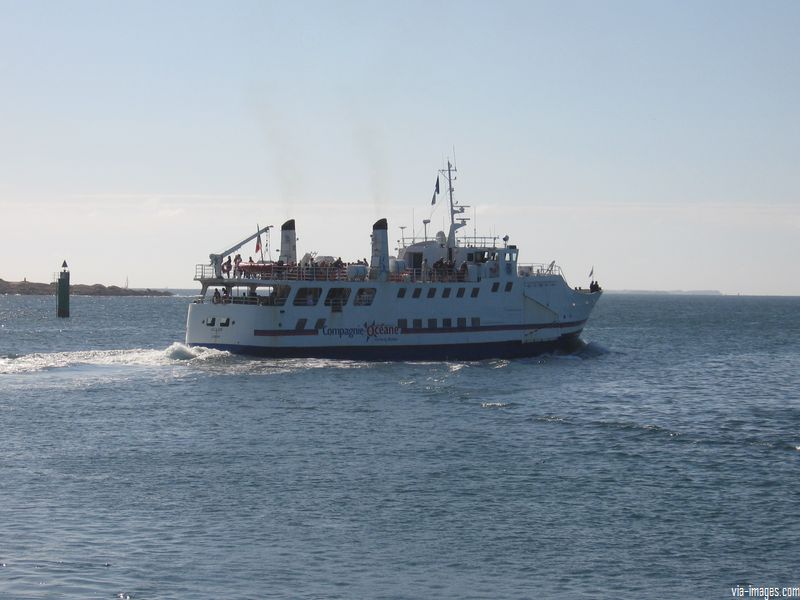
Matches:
[[574, 280, 603, 293], [218, 253, 478, 284], [221, 255, 358, 279], [426, 258, 468, 283]]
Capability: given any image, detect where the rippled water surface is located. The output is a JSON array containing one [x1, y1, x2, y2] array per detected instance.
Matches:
[[1, 293, 799, 599]]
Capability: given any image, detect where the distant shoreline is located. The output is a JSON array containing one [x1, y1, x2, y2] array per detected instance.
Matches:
[[604, 289, 722, 296], [0, 278, 173, 297]]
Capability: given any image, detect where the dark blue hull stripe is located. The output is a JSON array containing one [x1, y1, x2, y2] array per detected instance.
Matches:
[[192, 332, 584, 361], [254, 319, 586, 337]]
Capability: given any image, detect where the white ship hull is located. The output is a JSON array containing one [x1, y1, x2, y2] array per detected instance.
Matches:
[[186, 274, 600, 360]]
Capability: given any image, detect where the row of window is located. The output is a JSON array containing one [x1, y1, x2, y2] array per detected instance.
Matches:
[[398, 282, 512, 299], [465, 249, 517, 263], [291, 317, 482, 331], [205, 314, 481, 332], [204, 317, 231, 327], [293, 287, 375, 307], [397, 317, 481, 330], [284, 282, 514, 308]]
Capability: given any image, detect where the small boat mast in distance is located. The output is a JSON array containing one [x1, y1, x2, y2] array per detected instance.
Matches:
[[186, 161, 602, 360]]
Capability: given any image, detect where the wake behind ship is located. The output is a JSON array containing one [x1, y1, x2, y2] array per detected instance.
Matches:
[[186, 163, 602, 360]]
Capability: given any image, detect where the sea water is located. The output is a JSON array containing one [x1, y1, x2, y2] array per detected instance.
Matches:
[[1, 293, 798, 599]]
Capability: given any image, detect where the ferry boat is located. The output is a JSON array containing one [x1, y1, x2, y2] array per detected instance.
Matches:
[[186, 163, 602, 360]]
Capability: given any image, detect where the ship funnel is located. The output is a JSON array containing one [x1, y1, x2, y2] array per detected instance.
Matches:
[[370, 218, 389, 280], [279, 219, 297, 264]]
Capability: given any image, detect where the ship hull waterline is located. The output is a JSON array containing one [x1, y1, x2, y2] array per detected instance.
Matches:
[[187, 331, 585, 361]]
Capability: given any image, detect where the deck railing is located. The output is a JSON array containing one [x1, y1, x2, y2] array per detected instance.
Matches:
[[457, 236, 501, 248], [195, 264, 216, 279], [198, 294, 290, 306], [518, 263, 562, 277], [194, 262, 563, 284], [195, 264, 352, 282]]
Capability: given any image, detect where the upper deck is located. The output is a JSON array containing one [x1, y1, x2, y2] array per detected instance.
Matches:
[[194, 160, 567, 295], [194, 260, 563, 285]]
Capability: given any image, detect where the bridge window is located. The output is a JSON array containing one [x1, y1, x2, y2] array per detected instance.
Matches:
[[428, 318, 437, 329], [413, 318, 422, 329], [324, 287, 351, 307], [456, 288, 465, 298], [260, 285, 291, 306], [427, 288, 436, 299], [293, 287, 321, 306], [442, 287, 452, 298], [406, 252, 423, 270], [398, 318, 408, 329], [314, 318, 326, 330], [505, 282, 513, 292], [354, 288, 377, 306], [457, 317, 467, 328], [295, 318, 307, 330], [412, 288, 422, 299], [397, 287, 407, 298], [443, 318, 452, 328], [491, 282, 500, 292], [471, 288, 480, 298]]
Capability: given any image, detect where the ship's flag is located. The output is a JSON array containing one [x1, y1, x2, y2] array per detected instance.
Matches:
[[588, 266, 594, 279], [255, 227, 262, 253], [431, 176, 440, 205]]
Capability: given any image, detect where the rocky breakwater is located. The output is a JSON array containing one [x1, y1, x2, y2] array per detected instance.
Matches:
[[0, 279, 172, 296]]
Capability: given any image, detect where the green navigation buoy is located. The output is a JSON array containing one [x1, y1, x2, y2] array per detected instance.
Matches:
[[56, 260, 70, 318]]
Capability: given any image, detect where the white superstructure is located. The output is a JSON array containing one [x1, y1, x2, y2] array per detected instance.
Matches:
[[186, 163, 602, 360]]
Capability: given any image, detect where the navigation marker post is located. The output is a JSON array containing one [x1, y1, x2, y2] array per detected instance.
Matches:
[[56, 261, 70, 318]]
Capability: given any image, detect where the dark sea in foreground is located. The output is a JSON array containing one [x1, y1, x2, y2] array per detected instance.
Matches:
[[1, 293, 798, 599]]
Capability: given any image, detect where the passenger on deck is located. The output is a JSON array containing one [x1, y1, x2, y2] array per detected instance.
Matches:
[[223, 256, 232, 278], [222, 288, 229, 302], [248, 256, 254, 264], [212, 288, 221, 303]]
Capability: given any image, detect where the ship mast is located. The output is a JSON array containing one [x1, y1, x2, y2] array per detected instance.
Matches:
[[439, 159, 469, 249], [446, 160, 456, 227]]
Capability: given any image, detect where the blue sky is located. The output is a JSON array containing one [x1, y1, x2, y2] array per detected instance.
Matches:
[[1, 1, 798, 294]]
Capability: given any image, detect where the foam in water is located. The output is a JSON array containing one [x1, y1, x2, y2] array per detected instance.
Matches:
[[164, 342, 202, 360], [481, 402, 511, 409], [0, 343, 230, 375]]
